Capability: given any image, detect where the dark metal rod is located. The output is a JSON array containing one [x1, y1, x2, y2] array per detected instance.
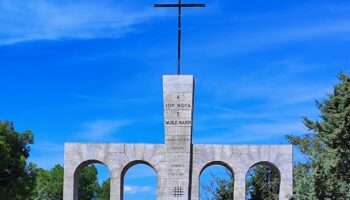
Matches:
[[154, 4, 205, 8], [154, 2, 205, 75], [178, 0, 181, 75]]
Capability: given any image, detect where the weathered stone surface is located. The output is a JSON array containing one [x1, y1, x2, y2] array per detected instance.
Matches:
[[63, 75, 293, 200]]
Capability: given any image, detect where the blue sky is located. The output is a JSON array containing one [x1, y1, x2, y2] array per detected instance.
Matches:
[[0, 0, 349, 199]]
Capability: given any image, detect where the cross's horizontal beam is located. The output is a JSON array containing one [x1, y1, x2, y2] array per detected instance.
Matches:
[[154, 4, 205, 8]]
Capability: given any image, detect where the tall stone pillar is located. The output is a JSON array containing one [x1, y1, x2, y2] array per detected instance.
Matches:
[[162, 75, 194, 200], [233, 171, 247, 200]]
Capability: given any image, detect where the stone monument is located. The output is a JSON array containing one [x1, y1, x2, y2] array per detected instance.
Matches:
[[64, 2, 292, 199], [63, 75, 293, 200]]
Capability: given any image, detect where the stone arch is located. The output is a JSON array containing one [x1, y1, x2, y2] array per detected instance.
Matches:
[[120, 160, 158, 200], [248, 161, 281, 176], [199, 161, 235, 200], [245, 161, 281, 200], [199, 160, 234, 176], [73, 159, 111, 200]]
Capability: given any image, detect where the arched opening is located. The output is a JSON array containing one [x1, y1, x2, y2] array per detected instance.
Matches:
[[121, 161, 157, 200], [200, 162, 234, 200], [74, 160, 111, 200], [245, 162, 280, 200]]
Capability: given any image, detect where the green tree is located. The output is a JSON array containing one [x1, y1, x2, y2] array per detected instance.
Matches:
[[201, 165, 279, 200], [35, 165, 64, 200], [0, 120, 37, 200], [78, 164, 100, 200], [97, 178, 110, 200], [34, 164, 105, 200], [291, 163, 315, 200], [287, 72, 350, 199], [246, 165, 279, 200], [201, 170, 233, 200]]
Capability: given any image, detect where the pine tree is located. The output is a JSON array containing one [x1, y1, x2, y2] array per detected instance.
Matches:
[[247, 166, 279, 200], [97, 178, 110, 200], [287, 72, 350, 199], [291, 163, 316, 200]]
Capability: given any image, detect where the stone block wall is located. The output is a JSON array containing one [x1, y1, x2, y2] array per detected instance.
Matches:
[[63, 143, 292, 200], [63, 75, 293, 200]]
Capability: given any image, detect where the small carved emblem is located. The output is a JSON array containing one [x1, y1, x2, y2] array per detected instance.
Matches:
[[172, 186, 184, 197]]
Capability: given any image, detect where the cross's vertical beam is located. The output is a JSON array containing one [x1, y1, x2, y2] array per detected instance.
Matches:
[[178, 0, 182, 75], [154, 1, 205, 75]]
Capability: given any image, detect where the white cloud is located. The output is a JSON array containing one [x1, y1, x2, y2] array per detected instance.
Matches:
[[0, 0, 161, 44], [191, 19, 350, 57], [29, 153, 64, 169], [212, 63, 333, 106], [124, 185, 155, 194], [73, 93, 157, 105], [32, 141, 63, 152], [74, 119, 131, 140], [195, 121, 307, 144]]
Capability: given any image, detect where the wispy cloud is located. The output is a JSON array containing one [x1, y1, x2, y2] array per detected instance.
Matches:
[[124, 185, 155, 194], [73, 94, 157, 105], [32, 141, 63, 152], [195, 120, 307, 144], [74, 119, 131, 140], [210, 60, 333, 106], [194, 72, 328, 137], [227, 81, 330, 105], [29, 153, 64, 169], [0, 0, 161, 45], [193, 19, 350, 57]]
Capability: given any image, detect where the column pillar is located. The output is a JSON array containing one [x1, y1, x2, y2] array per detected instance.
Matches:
[[110, 173, 121, 200], [162, 75, 194, 200], [234, 171, 247, 200], [279, 163, 293, 200], [63, 150, 78, 200]]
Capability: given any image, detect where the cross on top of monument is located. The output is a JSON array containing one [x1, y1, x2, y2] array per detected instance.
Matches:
[[154, 0, 205, 75], [63, 3, 294, 199]]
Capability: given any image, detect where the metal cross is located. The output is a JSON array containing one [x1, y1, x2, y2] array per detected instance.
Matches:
[[154, 1, 205, 75]]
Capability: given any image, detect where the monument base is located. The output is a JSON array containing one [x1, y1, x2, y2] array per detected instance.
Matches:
[[63, 75, 293, 200]]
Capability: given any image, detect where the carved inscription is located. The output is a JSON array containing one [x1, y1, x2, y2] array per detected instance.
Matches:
[[168, 146, 185, 151], [165, 103, 192, 109], [167, 153, 188, 177], [165, 120, 192, 126], [170, 172, 185, 176], [171, 164, 185, 168], [166, 136, 191, 151], [163, 76, 194, 198], [166, 138, 190, 142]]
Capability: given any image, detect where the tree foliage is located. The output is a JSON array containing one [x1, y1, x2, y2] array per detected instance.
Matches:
[[246, 165, 279, 200], [97, 178, 110, 200], [291, 163, 315, 200], [287, 72, 350, 199], [33, 164, 110, 200], [0, 120, 37, 200], [201, 165, 279, 200], [201, 169, 233, 200], [78, 164, 100, 200], [34, 165, 64, 200]]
